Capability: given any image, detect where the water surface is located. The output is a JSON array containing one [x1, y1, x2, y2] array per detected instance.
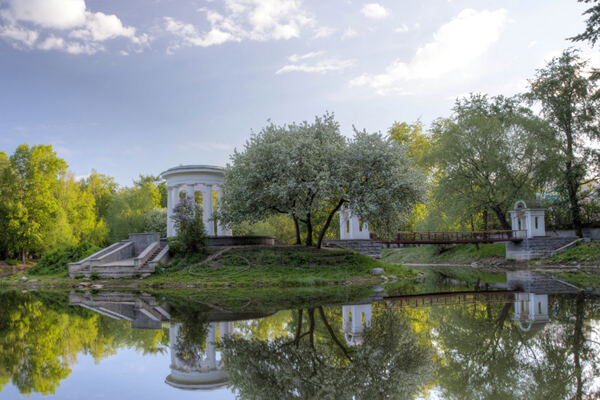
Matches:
[[1, 270, 599, 399]]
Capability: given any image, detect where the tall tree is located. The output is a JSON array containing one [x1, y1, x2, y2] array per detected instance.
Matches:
[[429, 94, 558, 230], [569, 0, 600, 46], [527, 49, 600, 237], [1, 145, 67, 261], [219, 114, 425, 248]]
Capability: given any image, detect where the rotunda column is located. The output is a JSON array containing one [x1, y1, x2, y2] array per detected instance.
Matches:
[[202, 184, 214, 236], [215, 186, 231, 236]]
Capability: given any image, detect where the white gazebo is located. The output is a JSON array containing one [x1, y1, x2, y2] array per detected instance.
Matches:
[[161, 165, 232, 237], [508, 200, 547, 238], [339, 204, 370, 240]]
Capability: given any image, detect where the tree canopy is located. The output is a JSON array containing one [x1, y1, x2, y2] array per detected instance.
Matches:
[[219, 113, 425, 246], [427, 94, 558, 230]]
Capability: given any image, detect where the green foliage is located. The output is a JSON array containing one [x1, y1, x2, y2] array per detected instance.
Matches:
[[426, 94, 558, 231], [0, 291, 166, 396], [383, 243, 506, 264], [221, 306, 432, 399], [168, 198, 208, 256], [220, 113, 425, 246], [527, 49, 600, 236], [154, 246, 416, 287], [546, 240, 600, 264], [570, 0, 600, 46], [28, 242, 101, 276]]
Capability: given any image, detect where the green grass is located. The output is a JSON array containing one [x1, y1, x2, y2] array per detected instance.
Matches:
[[382, 243, 506, 264], [148, 246, 417, 287], [28, 242, 101, 276], [1, 246, 418, 289], [424, 266, 507, 285], [548, 270, 600, 288], [545, 241, 600, 264]]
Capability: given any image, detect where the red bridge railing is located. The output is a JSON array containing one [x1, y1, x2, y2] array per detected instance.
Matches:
[[371, 230, 526, 244]]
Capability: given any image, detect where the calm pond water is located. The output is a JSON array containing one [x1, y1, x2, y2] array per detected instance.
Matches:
[[1, 270, 599, 399]]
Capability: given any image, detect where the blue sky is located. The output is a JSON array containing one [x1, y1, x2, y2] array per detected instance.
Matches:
[[0, 0, 596, 185]]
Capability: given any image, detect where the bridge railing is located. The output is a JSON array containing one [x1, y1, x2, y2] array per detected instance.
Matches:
[[371, 230, 527, 243]]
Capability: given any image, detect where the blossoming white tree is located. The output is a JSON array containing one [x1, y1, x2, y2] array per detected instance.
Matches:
[[218, 113, 425, 248]]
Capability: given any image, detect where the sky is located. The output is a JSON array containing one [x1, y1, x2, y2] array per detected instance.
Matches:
[[0, 0, 597, 185]]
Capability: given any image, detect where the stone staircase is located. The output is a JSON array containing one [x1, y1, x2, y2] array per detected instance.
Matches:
[[69, 233, 170, 278], [505, 236, 579, 261]]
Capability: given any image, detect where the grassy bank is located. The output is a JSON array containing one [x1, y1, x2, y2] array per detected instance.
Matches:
[[545, 241, 600, 265], [0, 246, 417, 289], [383, 243, 506, 265]]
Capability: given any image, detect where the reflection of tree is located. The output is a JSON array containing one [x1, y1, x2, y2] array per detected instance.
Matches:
[[222, 306, 432, 399], [433, 294, 600, 400], [0, 291, 166, 395], [170, 304, 209, 365]]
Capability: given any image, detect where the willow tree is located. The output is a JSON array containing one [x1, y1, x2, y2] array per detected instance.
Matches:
[[429, 94, 558, 231], [219, 113, 425, 247], [527, 49, 600, 237]]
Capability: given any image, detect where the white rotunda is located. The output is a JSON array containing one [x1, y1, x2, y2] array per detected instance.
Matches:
[[161, 165, 232, 237]]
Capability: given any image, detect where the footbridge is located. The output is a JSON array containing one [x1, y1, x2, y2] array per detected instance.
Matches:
[[372, 230, 526, 245]]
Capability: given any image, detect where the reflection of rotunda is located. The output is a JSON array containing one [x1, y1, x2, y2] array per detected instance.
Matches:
[[165, 321, 233, 390], [341, 304, 372, 346]]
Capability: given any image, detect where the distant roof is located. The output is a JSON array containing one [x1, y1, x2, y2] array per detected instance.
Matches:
[[514, 199, 546, 210], [160, 165, 224, 179]]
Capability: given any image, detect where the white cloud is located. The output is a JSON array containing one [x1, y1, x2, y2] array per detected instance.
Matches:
[[288, 50, 324, 62], [341, 27, 357, 39], [0, 24, 38, 46], [313, 26, 335, 39], [528, 40, 537, 48], [350, 8, 509, 95], [277, 55, 355, 74], [394, 24, 409, 33], [38, 35, 65, 50], [166, 0, 313, 51], [0, 0, 148, 54], [361, 3, 388, 19]]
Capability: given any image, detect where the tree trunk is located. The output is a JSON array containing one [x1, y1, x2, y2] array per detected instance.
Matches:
[[490, 205, 511, 231], [305, 213, 313, 246], [293, 215, 301, 245], [563, 124, 583, 237], [307, 308, 315, 348], [318, 306, 351, 360], [573, 292, 585, 400], [566, 161, 583, 237], [470, 214, 479, 251], [294, 309, 303, 346], [20, 248, 25, 264], [316, 198, 345, 249]]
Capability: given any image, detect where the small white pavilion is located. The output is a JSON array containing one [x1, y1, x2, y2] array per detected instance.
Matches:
[[508, 200, 547, 238], [161, 165, 232, 237], [339, 204, 370, 240]]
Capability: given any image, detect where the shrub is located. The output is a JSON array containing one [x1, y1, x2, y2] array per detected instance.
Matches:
[[168, 198, 208, 257], [29, 242, 101, 276], [5, 259, 20, 266]]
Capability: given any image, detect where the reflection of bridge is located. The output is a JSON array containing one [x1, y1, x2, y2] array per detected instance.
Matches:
[[384, 291, 516, 308], [372, 230, 526, 244]]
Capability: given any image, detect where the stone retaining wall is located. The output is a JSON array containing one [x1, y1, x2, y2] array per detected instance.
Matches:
[[322, 239, 382, 258], [208, 236, 275, 247], [506, 236, 579, 261]]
